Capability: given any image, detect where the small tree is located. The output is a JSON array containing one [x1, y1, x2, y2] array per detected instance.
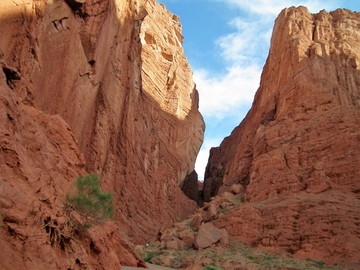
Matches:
[[66, 174, 114, 224]]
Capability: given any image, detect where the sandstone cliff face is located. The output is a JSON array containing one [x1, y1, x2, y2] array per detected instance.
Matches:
[[205, 7, 360, 266], [0, 0, 204, 268]]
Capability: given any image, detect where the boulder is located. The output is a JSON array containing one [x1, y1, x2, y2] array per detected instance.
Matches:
[[219, 229, 229, 247], [179, 228, 195, 248], [231, 184, 244, 195], [203, 203, 217, 222], [190, 214, 203, 230], [166, 238, 187, 250], [194, 223, 222, 250]]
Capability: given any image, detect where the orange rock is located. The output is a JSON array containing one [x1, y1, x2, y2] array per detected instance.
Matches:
[[219, 228, 229, 247], [231, 184, 244, 195], [179, 228, 195, 248], [190, 214, 203, 230], [194, 223, 222, 250], [205, 7, 360, 267], [166, 238, 187, 250], [217, 185, 232, 195], [0, 0, 203, 268], [203, 203, 217, 222]]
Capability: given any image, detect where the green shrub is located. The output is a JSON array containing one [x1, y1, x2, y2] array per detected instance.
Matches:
[[204, 265, 222, 270], [314, 259, 325, 268], [141, 243, 162, 263], [66, 174, 114, 223], [143, 251, 161, 263]]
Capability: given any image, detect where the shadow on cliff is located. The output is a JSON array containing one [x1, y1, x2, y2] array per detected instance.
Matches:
[[0, 0, 203, 252]]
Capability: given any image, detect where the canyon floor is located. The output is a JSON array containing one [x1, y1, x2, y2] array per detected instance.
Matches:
[[138, 244, 346, 270], [123, 263, 176, 270], [132, 189, 356, 270]]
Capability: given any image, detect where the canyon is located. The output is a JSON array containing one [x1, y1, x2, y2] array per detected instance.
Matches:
[[0, 1, 359, 270]]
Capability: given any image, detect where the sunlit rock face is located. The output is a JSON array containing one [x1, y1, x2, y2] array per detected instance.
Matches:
[[0, 0, 204, 268], [205, 7, 360, 266]]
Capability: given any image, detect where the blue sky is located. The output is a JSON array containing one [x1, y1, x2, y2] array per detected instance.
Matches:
[[158, 0, 359, 180]]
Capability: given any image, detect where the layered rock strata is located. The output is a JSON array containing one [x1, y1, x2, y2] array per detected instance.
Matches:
[[0, 0, 204, 268], [205, 7, 360, 266]]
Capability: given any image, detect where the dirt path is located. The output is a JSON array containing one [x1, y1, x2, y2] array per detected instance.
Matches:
[[122, 263, 177, 270]]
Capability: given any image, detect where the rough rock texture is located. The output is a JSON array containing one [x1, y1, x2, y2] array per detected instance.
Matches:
[[0, 0, 203, 268], [194, 222, 222, 250], [181, 170, 199, 203], [0, 76, 141, 269], [202, 175, 222, 203], [205, 7, 360, 267]]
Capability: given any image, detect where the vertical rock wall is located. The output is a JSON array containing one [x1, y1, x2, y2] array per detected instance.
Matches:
[[0, 0, 204, 268], [206, 7, 360, 266]]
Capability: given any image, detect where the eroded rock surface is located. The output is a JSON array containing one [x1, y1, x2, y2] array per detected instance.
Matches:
[[194, 222, 222, 250], [0, 0, 204, 268], [181, 170, 200, 203], [205, 7, 360, 267]]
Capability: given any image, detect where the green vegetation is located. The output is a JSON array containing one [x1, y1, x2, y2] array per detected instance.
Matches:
[[231, 194, 245, 206], [218, 194, 244, 215], [206, 250, 217, 261], [169, 249, 189, 269], [143, 251, 161, 263], [141, 243, 162, 263], [224, 243, 344, 270], [66, 174, 114, 224], [140, 241, 348, 270], [204, 265, 222, 270], [186, 219, 196, 232]]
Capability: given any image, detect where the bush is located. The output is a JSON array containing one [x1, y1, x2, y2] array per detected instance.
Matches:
[[66, 174, 114, 223], [141, 243, 162, 263], [143, 251, 161, 263], [204, 265, 222, 270]]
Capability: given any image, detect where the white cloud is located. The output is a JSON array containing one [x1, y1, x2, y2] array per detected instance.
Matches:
[[195, 16, 266, 119], [220, 0, 291, 15], [195, 64, 260, 119], [215, 0, 340, 16], [218, 20, 258, 63], [195, 138, 223, 180]]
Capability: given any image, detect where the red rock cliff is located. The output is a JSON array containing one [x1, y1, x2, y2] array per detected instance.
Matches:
[[0, 0, 204, 268], [205, 7, 360, 266]]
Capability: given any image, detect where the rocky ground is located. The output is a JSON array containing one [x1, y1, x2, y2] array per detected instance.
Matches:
[[123, 263, 177, 270], [136, 187, 356, 270]]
